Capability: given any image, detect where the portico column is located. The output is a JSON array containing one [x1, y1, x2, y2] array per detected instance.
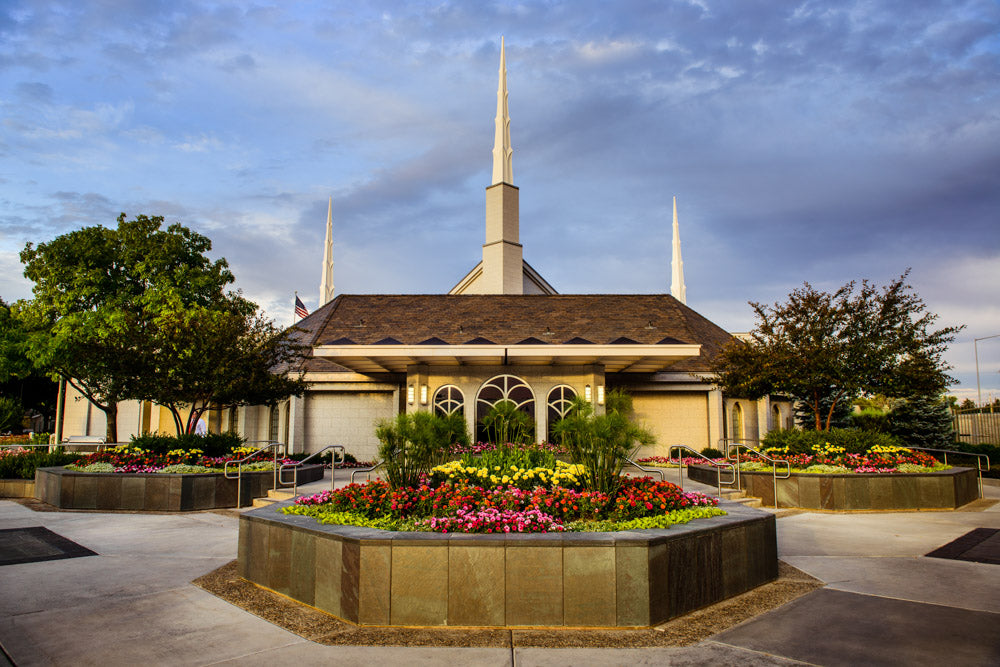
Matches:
[[756, 396, 770, 442], [287, 394, 306, 454]]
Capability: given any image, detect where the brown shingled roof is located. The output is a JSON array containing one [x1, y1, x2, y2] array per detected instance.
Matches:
[[300, 294, 734, 373]]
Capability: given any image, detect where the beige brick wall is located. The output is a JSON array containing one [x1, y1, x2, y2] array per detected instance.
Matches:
[[304, 391, 397, 461], [631, 391, 710, 457]]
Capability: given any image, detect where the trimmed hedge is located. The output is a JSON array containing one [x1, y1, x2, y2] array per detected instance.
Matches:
[[128, 431, 244, 457], [0, 450, 82, 480], [761, 428, 903, 455]]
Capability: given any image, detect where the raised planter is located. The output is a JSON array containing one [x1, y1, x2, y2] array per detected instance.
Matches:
[[0, 479, 34, 498], [34, 465, 325, 511], [238, 500, 777, 628], [688, 464, 980, 510]]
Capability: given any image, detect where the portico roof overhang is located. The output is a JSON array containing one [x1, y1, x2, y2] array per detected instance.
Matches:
[[311, 343, 702, 374]]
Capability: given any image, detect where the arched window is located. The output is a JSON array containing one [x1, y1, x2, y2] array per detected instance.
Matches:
[[268, 404, 280, 442], [730, 402, 744, 441], [546, 385, 577, 441], [476, 375, 534, 443], [771, 404, 781, 431], [228, 407, 239, 434], [433, 385, 465, 417]]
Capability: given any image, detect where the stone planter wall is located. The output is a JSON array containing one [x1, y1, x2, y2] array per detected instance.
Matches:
[[238, 501, 778, 628], [0, 479, 34, 498], [33, 465, 324, 511], [687, 464, 980, 510]]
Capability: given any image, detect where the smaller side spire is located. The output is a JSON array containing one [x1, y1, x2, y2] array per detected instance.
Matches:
[[491, 36, 513, 185], [670, 196, 687, 305], [319, 197, 335, 307]]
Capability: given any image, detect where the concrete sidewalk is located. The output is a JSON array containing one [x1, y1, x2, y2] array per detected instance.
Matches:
[[1, 469, 998, 666]]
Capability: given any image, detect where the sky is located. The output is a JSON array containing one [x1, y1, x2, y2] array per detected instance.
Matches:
[[1, 0, 998, 402]]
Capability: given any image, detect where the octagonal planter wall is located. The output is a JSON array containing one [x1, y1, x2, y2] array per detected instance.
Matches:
[[238, 501, 778, 628], [34, 465, 324, 511], [687, 464, 980, 510]]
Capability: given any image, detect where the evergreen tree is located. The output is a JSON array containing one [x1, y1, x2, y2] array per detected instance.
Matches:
[[889, 395, 955, 450]]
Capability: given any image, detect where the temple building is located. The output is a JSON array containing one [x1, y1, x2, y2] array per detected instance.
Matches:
[[58, 39, 792, 458]]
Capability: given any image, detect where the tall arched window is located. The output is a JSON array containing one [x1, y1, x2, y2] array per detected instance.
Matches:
[[268, 404, 280, 442], [771, 404, 781, 431], [546, 385, 577, 441], [433, 385, 465, 416], [476, 375, 534, 443], [228, 407, 239, 434], [730, 402, 744, 441]]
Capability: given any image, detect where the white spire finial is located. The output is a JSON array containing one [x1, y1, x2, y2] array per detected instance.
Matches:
[[491, 36, 513, 185], [670, 196, 687, 305], [319, 196, 335, 306]]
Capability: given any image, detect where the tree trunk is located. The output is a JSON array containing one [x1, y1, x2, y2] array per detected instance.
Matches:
[[100, 402, 118, 443]]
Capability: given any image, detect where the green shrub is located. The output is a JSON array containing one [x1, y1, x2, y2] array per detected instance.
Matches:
[[761, 427, 902, 455], [700, 447, 724, 459], [30, 432, 51, 445], [129, 431, 244, 457], [375, 412, 459, 488], [888, 395, 955, 449], [0, 397, 24, 432], [849, 409, 891, 433], [480, 400, 534, 445], [0, 449, 81, 479], [552, 390, 654, 495], [461, 443, 557, 471]]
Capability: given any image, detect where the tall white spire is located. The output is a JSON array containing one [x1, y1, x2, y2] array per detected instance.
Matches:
[[670, 196, 687, 305], [319, 196, 335, 307], [491, 36, 513, 185]]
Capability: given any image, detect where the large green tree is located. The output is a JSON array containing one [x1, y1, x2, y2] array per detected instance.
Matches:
[[139, 293, 307, 435], [18, 214, 236, 441], [712, 272, 963, 431]]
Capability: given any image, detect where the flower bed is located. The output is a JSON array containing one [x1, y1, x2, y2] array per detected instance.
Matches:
[[34, 464, 324, 511], [284, 476, 723, 534], [687, 463, 980, 510]]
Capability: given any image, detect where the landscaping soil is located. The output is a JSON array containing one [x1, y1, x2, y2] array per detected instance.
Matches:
[[192, 560, 823, 648]]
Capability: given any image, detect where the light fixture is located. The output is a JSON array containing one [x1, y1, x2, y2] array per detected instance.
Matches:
[[420, 384, 429, 405], [407, 384, 415, 405], [597, 385, 605, 405], [584, 384, 592, 402]]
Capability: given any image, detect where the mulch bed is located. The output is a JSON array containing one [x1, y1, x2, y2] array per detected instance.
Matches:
[[192, 559, 823, 648]]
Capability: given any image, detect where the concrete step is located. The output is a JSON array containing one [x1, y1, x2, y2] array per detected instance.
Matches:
[[251, 497, 276, 508], [267, 489, 295, 501]]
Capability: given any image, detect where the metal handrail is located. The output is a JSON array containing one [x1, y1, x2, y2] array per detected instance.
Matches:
[[351, 459, 387, 484], [721, 438, 791, 508], [621, 455, 665, 482], [905, 446, 990, 499], [224, 441, 284, 508], [666, 444, 737, 500], [279, 445, 345, 496]]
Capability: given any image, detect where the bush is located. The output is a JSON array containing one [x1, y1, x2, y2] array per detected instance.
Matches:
[[888, 395, 955, 450], [0, 397, 24, 432], [761, 427, 903, 455], [700, 447, 724, 459], [0, 449, 82, 479], [480, 400, 533, 445], [552, 390, 654, 495], [129, 431, 245, 457], [460, 442, 557, 471], [849, 409, 891, 433], [375, 412, 459, 488]]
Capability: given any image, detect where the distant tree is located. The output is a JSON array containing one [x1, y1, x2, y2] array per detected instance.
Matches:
[[18, 214, 234, 441], [139, 293, 307, 435], [889, 394, 955, 449], [712, 272, 963, 431], [959, 398, 977, 410]]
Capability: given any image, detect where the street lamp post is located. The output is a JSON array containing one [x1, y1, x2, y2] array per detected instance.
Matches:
[[974, 333, 1000, 408]]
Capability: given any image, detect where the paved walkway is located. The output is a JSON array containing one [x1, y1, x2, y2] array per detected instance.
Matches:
[[1, 471, 998, 666]]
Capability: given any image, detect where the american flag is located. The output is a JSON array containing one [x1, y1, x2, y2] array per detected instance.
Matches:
[[294, 295, 309, 320]]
